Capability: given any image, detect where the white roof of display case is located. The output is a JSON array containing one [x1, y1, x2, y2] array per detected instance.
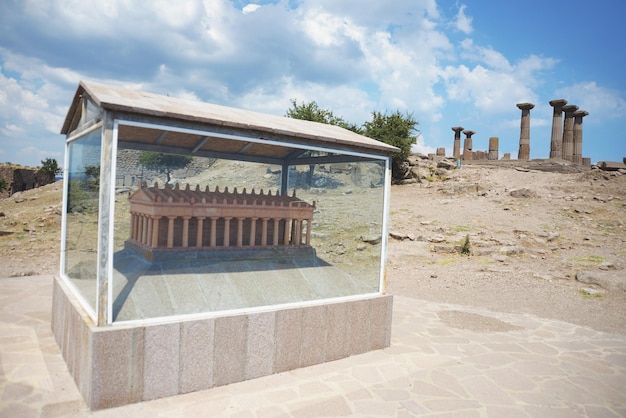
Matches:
[[61, 81, 398, 164]]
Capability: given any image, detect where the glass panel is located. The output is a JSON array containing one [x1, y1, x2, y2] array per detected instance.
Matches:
[[84, 97, 101, 125], [111, 145, 386, 322], [63, 129, 101, 312]]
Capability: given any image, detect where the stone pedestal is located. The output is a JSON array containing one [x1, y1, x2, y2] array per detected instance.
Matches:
[[452, 127, 464, 159], [572, 110, 589, 165], [582, 157, 591, 167], [436, 147, 446, 157], [488, 137, 499, 160], [52, 276, 393, 410], [462, 130, 475, 161], [549, 99, 568, 158], [516, 103, 535, 160], [561, 105, 579, 162]]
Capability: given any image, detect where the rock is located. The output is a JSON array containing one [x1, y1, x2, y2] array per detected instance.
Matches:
[[432, 244, 462, 254], [599, 262, 617, 271], [361, 234, 382, 245], [342, 189, 353, 195], [356, 244, 367, 251], [509, 188, 536, 198], [580, 287, 602, 296], [0, 212, 5, 217], [429, 235, 446, 243], [547, 232, 560, 242], [576, 270, 626, 292], [389, 231, 412, 241], [437, 159, 456, 170], [499, 246, 524, 255], [434, 168, 449, 177]]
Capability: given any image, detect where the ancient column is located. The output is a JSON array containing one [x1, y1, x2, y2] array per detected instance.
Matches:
[[223, 217, 232, 247], [549, 99, 567, 158], [151, 216, 160, 248], [561, 104, 579, 161], [283, 219, 291, 245], [210, 217, 218, 247], [167, 216, 176, 248], [261, 218, 269, 246], [182, 216, 191, 248], [249, 218, 258, 246], [142, 216, 149, 245], [236, 218, 244, 247], [196, 217, 205, 248], [436, 147, 446, 157], [488, 137, 499, 160], [273, 218, 281, 246], [452, 127, 464, 159], [305, 219, 312, 246], [572, 110, 589, 165], [462, 130, 475, 160], [516, 102, 535, 160]]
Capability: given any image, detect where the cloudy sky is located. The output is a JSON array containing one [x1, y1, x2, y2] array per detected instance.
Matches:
[[1, 0, 624, 168]]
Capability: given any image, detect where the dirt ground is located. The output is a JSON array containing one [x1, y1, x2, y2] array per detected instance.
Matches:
[[1, 163, 625, 334], [386, 163, 626, 334]]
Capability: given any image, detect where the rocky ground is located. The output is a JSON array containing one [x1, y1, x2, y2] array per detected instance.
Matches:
[[1, 158, 625, 333], [387, 156, 626, 334]]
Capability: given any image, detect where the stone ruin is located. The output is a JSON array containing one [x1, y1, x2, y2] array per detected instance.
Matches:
[[126, 181, 315, 258], [447, 99, 599, 167]]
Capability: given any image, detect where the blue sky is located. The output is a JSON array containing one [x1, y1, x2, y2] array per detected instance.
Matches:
[[1, 0, 624, 168]]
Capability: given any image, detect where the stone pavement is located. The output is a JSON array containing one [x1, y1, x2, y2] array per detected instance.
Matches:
[[1, 275, 625, 417]]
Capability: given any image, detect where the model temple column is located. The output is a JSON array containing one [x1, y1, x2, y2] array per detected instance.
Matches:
[[561, 104, 579, 161], [516, 102, 535, 160], [462, 130, 475, 160], [549, 99, 568, 158], [452, 126, 464, 159], [572, 110, 589, 165], [488, 137, 499, 160]]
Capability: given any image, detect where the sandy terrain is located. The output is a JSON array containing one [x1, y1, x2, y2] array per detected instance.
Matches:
[[1, 162, 624, 333]]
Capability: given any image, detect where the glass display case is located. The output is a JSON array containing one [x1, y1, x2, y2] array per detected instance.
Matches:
[[53, 81, 397, 409]]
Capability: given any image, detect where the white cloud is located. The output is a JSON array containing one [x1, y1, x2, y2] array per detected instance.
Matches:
[[555, 82, 626, 119], [242, 4, 262, 14], [454, 4, 473, 34]]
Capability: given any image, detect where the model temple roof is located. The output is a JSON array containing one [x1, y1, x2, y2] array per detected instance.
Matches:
[[61, 81, 398, 165]]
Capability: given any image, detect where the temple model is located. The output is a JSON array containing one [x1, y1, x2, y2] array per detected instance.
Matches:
[[127, 182, 315, 251]]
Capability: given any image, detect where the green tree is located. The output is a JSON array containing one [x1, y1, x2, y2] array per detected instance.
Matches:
[[138, 152, 193, 183], [83, 164, 100, 191], [38, 158, 61, 183], [286, 100, 363, 186], [0, 178, 8, 193], [286, 99, 362, 133], [363, 110, 419, 180]]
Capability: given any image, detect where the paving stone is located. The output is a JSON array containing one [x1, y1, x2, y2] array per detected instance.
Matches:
[[3, 276, 626, 416]]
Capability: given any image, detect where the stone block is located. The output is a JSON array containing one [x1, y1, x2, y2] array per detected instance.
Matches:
[[274, 308, 303, 373], [180, 318, 215, 393], [246, 311, 275, 380], [214, 315, 247, 386], [143, 323, 179, 401], [368, 295, 393, 349], [325, 302, 349, 361], [347, 298, 371, 355], [91, 326, 144, 409], [300, 305, 327, 367]]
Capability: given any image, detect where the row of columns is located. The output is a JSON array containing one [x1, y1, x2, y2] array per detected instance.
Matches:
[[549, 99, 589, 164], [130, 212, 311, 250], [450, 101, 588, 164]]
